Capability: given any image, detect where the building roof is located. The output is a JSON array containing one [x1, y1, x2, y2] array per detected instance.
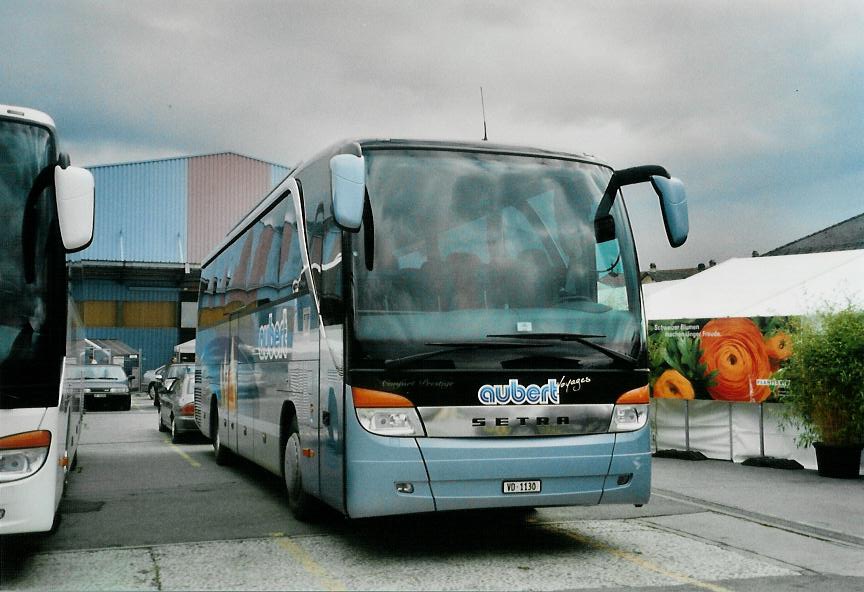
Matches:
[[764, 212, 864, 256], [640, 265, 709, 283], [85, 151, 287, 171]]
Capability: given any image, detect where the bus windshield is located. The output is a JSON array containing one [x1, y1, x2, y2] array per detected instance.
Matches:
[[351, 149, 643, 370], [0, 119, 60, 407]]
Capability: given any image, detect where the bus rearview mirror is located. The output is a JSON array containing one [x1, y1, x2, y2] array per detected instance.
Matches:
[[651, 176, 689, 248], [330, 154, 366, 232], [55, 163, 95, 252]]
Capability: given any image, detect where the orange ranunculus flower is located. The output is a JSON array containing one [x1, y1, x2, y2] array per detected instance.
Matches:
[[652, 369, 695, 400], [765, 331, 792, 371], [700, 318, 772, 402]]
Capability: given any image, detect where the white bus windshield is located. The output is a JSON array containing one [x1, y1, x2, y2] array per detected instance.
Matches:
[[0, 119, 61, 407], [351, 149, 642, 369]]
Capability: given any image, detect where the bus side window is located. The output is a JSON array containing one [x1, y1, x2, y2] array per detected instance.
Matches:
[[278, 192, 304, 299], [249, 197, 289, 305]]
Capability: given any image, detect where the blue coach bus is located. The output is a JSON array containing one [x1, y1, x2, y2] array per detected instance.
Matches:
[[194, 139, 688, 519]]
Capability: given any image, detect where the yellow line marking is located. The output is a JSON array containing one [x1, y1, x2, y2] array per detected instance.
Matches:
[[559, 528, 734, 592], [273, 535, 347, 591], [164, 438, 201, 468]]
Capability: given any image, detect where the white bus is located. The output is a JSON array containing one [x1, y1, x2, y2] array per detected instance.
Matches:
[[0, 104, 95, 534], [195, 139, 688, 519]]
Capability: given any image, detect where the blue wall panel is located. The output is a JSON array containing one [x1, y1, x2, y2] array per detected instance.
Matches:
[[84, 327, 180, 374], [72, 158, 188, 263], [71, 280, 180, 302], [271, 163, 290, 189]]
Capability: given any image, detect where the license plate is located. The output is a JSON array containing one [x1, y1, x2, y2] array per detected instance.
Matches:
[[503, 480, 541, 494], [95, 394, 107, 398]]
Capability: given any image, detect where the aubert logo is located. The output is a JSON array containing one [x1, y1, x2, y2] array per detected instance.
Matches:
[[477, 379, 559, 405], [257, 308, 291, 361]]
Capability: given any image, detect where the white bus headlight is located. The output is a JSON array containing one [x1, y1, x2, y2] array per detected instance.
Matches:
[[352, 387, 426, 437], [609, 404, 649, 432], [356, 408, 426, 437], [0, 430, 51, 482]]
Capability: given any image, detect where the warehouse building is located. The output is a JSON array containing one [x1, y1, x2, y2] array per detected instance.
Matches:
[[70, 152, 290, 375]]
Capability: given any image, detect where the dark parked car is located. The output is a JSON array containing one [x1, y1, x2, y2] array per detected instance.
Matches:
[[74, 364, 131, 411]]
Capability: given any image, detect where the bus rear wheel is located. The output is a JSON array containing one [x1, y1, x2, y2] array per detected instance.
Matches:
[[283, 420, 314, 520]]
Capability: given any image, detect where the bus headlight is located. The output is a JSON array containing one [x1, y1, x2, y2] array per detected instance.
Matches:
[[356, 408, 426, 437], [609, 404, 649, 432], [352, 387, 426, 437], [0, 430, 51, 482]]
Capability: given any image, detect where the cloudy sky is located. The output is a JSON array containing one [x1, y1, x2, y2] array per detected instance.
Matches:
[[3, 0, 862, 269]]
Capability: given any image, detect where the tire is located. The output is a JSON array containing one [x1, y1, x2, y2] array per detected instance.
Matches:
[[170, 416, 182, 444], [211, 404, 230, 465], [158, 409, 168, 432], [149, 384, 158, 405], [283, 418, 314, 520], [121, 395, 131, 411]]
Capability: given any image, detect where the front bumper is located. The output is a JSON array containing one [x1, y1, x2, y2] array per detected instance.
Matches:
[[345, 403, 651, 518]]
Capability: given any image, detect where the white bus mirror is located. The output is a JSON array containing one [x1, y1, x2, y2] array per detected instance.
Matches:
[[650, 176, 689, 248], [330, 154, 365, 232], [55, 165, 95, 252]]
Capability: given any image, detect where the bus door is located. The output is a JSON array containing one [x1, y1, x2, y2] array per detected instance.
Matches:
[[318, 325, 345, 512], [309, 198, 345, 511], [234, 311, 258, 459], [225, 315, 241, 452]]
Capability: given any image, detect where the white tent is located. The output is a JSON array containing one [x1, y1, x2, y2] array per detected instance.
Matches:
[[643, 249, 864, 470], [174, 339, 196, 361], [646, 249, 864, 320]]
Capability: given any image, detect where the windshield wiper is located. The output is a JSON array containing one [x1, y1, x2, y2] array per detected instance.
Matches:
[[384, 341, 550, 370], [487, 333, 637, 365]]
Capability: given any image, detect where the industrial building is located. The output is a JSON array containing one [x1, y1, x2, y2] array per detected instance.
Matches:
[[70, 152, 290, 378]]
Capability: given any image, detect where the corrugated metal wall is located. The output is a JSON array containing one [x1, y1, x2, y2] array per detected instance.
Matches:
[[71, 158, 188, 263], [84, 327, 181, 373], [271, 164, 289, 191], [72, 280, 180, 302], [73, 153, 289, 266], [69, 152, 291, 375], [188, 154, 280, 264]]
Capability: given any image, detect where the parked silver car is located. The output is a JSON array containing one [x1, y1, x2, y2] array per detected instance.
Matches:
[[152, 362, 194, 408], [143, 364, 166, 403], [73, 364, 131, 411], [157, 373, 198, 443]]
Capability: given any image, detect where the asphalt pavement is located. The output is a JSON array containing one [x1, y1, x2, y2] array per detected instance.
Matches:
[[651, 455, 864, 546], [2, 394, 862, 591]]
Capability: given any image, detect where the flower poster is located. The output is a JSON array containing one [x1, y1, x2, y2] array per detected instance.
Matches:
[[649, 317, 795, 403]]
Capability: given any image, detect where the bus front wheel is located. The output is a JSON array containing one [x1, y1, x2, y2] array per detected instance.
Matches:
[[283, 420, 314, 520]]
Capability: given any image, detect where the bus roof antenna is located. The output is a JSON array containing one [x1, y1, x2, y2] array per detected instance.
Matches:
[[480, 87, 488, 141]]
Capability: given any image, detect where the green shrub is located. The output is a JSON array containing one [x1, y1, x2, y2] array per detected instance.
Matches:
[[779, 307, 864, 447]]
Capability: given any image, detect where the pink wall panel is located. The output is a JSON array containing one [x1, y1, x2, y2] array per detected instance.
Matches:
[[187, 154, 271, 264]]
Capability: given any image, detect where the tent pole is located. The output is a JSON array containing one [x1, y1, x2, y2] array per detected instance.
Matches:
[[759, 403, 765, 457], [684, 400, 690, 451], [728, 403, 734, 460]]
